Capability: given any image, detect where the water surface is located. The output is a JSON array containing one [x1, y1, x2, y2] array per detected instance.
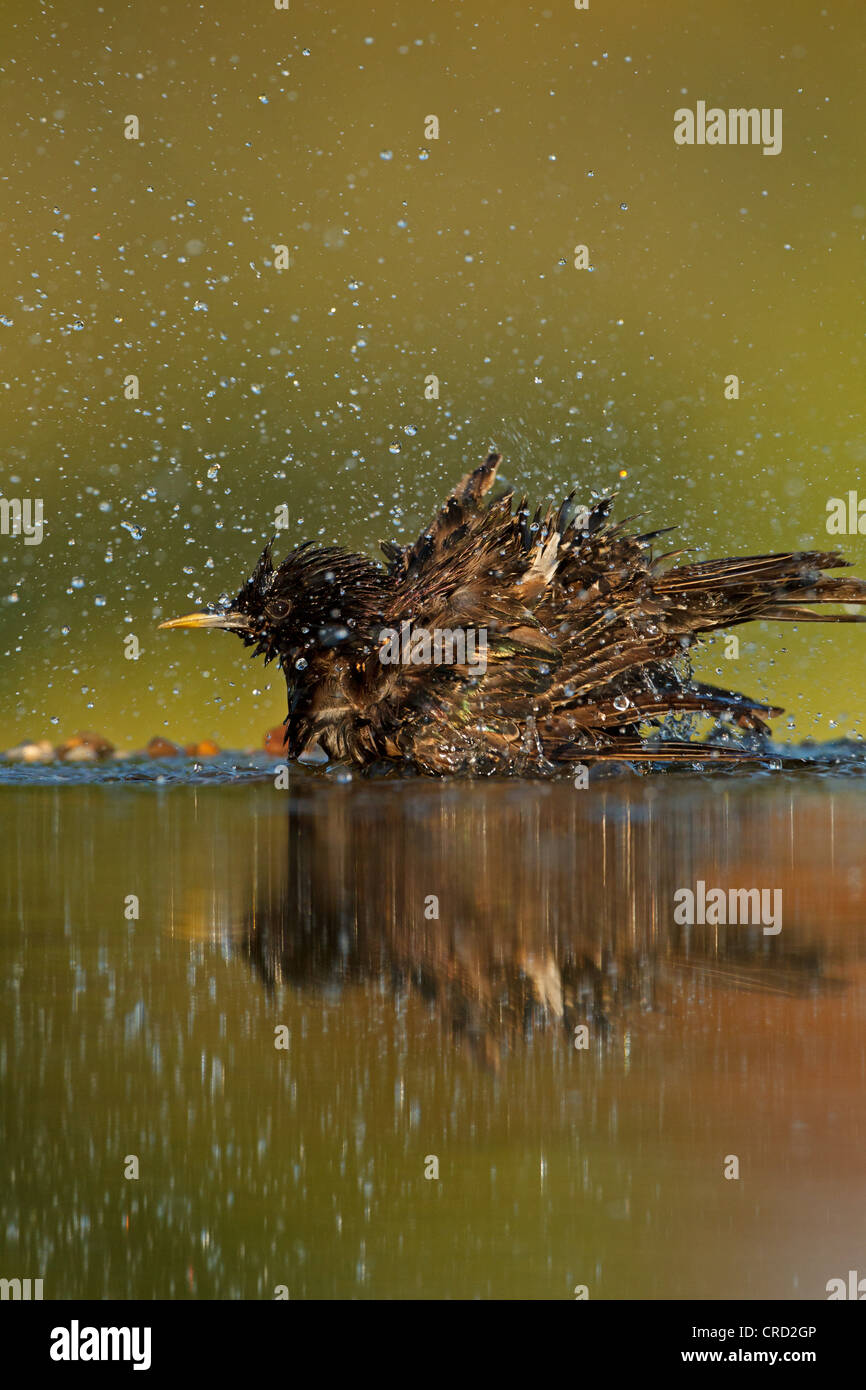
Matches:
[[2, 771, 864, 1299]]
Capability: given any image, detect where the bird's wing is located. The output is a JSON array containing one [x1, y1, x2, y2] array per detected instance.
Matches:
[[379, 451, 503, 578], [522, 533, 866, 752], [362, 458, 866, 765], [360, 456, 622, 757]]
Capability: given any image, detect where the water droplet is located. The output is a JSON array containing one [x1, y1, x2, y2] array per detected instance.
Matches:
[[620, 202, 629, 211], [318, 624, 350, 647], [403, 425, 417, 436], [379, 150, 394, 161], [389, 441, 401, 454], [418, 149, 429, 160], [121, 521, 144, 540], [294, 657, 308, 671], [207, 464, 220, 480], [613, 695, 630, 712], [94, 595, 106, 607]]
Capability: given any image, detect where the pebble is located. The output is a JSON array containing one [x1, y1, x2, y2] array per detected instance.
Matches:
[[1, 733, 262, 763], [56, 731, 115, 761], [184, 739, 221, 757], [3, 739, 55, 763], [263, 726, 289, 755], [144, 737, 184, 759]]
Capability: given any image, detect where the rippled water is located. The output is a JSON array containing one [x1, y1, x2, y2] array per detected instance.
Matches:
[[2, 738, 866, 785], [2, 771, 864, 1299]]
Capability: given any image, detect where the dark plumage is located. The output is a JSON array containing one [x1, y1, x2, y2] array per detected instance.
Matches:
[[160, 453, 866, 774]]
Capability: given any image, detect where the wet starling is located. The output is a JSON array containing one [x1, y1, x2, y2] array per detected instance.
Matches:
[[160, 453, 866, 773]]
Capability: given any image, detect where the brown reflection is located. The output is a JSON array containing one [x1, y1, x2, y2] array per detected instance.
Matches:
[[238, 776, 862, 1066]]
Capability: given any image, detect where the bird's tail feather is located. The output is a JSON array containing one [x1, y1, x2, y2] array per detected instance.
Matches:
[[656, 550, 866, 625]]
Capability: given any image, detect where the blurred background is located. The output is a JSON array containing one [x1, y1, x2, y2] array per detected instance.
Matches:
[[1, 0, 864, 750]]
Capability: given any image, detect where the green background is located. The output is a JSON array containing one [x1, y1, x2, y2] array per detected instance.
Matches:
[[1, 0, 864, 750]]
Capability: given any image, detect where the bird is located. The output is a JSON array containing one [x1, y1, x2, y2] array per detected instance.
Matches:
[[159, 452, 866, 774]]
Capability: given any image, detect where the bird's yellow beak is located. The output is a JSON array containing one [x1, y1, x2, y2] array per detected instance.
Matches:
[[159, 611, 251, 632]]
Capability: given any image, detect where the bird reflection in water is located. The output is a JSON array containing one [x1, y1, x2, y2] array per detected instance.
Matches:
[[234, 777, 857, 1069]]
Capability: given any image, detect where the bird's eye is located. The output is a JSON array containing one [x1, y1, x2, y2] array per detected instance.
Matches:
[[266, 599, 290, 621]]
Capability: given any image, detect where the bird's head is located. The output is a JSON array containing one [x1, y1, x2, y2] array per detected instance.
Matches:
[[159, 538, 388, 671]]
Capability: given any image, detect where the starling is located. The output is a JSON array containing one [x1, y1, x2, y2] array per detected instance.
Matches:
[[160, 453, 866, 774]]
